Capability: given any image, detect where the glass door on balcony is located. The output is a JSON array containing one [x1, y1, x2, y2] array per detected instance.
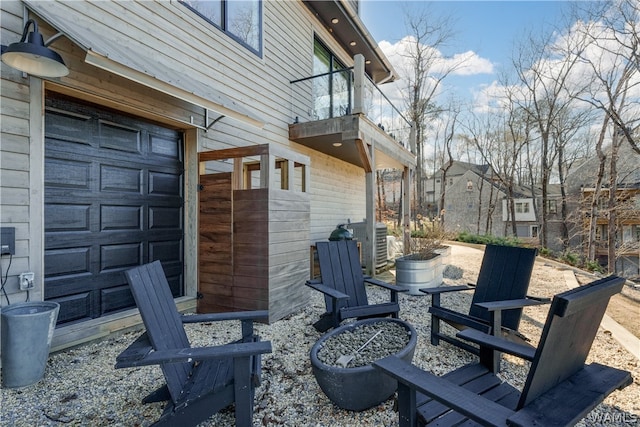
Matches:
[[313, 39, 351, 120]]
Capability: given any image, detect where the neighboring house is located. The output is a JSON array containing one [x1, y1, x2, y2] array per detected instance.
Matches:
[[566, 142, 640, 277], [423, 161, 490, 218], [440, 166, 561, 244], [443, 169, 505, 237], [0, 0, 415, 350]]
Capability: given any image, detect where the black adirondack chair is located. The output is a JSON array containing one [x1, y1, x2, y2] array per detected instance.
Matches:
[[306, 240, 408, 332], [374, 275, 633, 427], [115, 261, 272, 427], [421, 244, 547, 371]]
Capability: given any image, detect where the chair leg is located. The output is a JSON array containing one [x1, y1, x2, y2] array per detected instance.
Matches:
[[142, 384, 171, 403], [234, 356, 254, 427], [430, 294, 441, 346], [397, 382, 418, 427], [313, 313, 335, 332]]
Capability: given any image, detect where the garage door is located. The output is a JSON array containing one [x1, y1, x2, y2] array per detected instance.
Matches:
[[44, 94, 184, 324]]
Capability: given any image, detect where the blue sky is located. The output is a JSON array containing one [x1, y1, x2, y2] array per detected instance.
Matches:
[[360, 1, 569, 102]]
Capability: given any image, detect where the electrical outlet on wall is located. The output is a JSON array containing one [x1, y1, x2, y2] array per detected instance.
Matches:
[[19, 272, 35, 290]]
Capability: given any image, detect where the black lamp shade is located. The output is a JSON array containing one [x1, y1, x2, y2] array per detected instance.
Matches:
[[2, 24, 69, 78]]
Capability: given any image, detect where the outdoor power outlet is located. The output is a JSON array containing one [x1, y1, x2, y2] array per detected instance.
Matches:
[[19, 272, 35, 290]]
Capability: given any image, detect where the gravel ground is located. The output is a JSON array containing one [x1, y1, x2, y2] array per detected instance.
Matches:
[[1, 244, 638, 426]]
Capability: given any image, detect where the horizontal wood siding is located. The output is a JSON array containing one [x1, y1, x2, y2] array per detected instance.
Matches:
[[1, 1, 33, 301], [310, 154, 366, 241], [225, 188, 311, 322], [2, 0, 370, 346], [267, 189, 310, 322]]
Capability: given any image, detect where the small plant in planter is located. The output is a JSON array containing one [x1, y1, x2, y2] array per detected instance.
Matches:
[[395, 224, 450, 295]]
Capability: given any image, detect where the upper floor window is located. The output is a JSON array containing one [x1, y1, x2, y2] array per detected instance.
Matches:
[[546, 200, 557, 214], [180, 0, 262, 55], [516, 202, 530, 214], [313, 39, 351, 120]]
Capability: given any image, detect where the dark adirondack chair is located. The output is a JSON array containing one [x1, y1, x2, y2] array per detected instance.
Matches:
[[420, 244, 547, 370], [374, 275, 633, 427], [306, 240, 408, 332], [115, 261, 272, 427]]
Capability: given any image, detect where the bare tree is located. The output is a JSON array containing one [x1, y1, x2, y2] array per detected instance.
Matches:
[[569, 0, 640, 269], [460, 100, 530, 238], [551, 105, 595, 250], [511, 24, 591, 247], [399, 5, 466, 217], [573, 0, 639, 154], [436, 102, 461, 229]]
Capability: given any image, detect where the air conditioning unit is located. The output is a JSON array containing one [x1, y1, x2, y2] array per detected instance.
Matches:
[[349, 222, 388, 270]]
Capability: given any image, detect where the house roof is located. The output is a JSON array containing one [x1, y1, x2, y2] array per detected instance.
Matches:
[[567, 142, 640, 188], [24, 0, 265, 128], [433, 161, 491, 179]]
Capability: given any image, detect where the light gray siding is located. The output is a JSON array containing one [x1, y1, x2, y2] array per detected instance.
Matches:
[[1, 0, 368, 344]]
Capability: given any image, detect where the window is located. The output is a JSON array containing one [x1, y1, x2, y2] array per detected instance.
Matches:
[[515, 202, 530, 214], [531, 225, 539, 238], [180, 0, 262, 55], [312, 39, 351, 120], [546, 200, 557, 214], [622, 226, 633, 243]]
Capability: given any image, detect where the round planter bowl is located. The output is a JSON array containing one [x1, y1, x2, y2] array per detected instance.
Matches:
[[310, 318, 417, 411]]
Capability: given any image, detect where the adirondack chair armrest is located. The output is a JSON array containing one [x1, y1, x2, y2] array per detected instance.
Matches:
[[456, 329, 536, 361], [306, 280, 350, 301], [475, 298, 548, 312], [420, 284, 474, 295], [373, 356, 515, 426], [506, 363, 633, 427], [524, 294, 551, 303], [364, 276, 409, 293], [116, 340, 273, 368], [181, 310, 269, 324]]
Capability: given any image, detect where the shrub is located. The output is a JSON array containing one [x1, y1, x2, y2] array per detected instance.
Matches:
[[561, 251, 579, 266], [455, 232, 521, 247], [585, 260, 606, 274], [539, 247, 553, 257]]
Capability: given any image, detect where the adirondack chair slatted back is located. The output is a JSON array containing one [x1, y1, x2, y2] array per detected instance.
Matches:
[[316, 240, 368, 311], [125, 261, 192, 402], [468, 244, 537, 330], [518, 275, 625, 409]]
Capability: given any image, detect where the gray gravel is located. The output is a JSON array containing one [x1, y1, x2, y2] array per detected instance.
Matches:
[[1, 244, 638, 426], [316, 321, 411, 368]]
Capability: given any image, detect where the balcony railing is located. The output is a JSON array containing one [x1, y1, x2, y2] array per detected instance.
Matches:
[[290, 54, 413, 152]]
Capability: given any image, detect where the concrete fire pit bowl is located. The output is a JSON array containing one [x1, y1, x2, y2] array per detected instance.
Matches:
[[309, 318, 417, 411]]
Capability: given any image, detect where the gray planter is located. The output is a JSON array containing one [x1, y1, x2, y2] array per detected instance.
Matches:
[[310, 318, 417, 411], [395, 252, 444, 295], [1, 301, 60, 388]]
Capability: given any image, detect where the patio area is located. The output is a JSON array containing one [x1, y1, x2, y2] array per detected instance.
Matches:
[[1, 244, 638, 426]]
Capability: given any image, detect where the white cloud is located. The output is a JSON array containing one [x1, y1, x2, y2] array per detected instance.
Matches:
[[379, 37, 494, 78]]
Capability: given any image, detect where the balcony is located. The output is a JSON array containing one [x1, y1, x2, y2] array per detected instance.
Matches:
[[289, 55, 416, 172]]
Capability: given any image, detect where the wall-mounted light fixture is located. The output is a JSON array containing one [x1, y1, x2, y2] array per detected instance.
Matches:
[[1, 19, 69, 77]]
